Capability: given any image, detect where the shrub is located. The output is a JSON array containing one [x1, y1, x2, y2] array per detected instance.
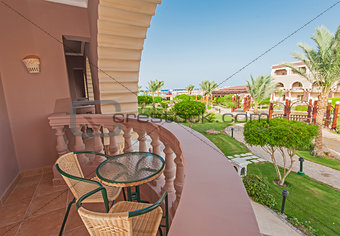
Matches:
[[244, 119, 318, 185], [154, 96, 162, 103], [173, 101, 206, 126], [205, 113, 216, 122], [224, 94, 234, 102], [294, 105, 308, 111], [259, 97, 271, 105], [174, 94, 192, 102], [243, 175, 276, 208], [160, 101, 169, 110], [138, 95, 153, 113], [213, 97, 226, 104], [226, 101, 237, 108], [138, 95, 153, 105]]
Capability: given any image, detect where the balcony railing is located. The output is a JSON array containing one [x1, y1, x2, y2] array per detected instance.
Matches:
[[48, 113, 260, 235]]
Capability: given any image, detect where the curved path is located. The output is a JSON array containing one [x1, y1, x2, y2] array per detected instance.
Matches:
[[225, 124, 340, 190]]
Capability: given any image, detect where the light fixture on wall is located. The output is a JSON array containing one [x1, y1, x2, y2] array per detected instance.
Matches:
[[22, 55, 40, 73]]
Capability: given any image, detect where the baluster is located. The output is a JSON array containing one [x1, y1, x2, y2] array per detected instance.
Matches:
[[90, 125, 104, 163], [51, 125, 69, 182], [150, 133, 161, 155], [136, 129, 148, 152], [53, 125, 69, 156], [107, 126, 119, 155], [174, 153, 185, 208], [122, 126, 133, 153], [149, 133, 162, 186], [74, 124, 89, 165], [162, 145, 176, 195]]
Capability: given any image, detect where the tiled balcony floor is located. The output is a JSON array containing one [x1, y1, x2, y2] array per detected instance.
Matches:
[[0, 170, 124, 236]]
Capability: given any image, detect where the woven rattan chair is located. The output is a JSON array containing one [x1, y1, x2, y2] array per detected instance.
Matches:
[[56, 151, 122, 235], [77, 187, 169, 236]]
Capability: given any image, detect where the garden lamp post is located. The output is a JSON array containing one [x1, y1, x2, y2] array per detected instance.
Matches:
[[281, 189, 289, 214], [231, 127, 234, 138], [298, 157, 305, 176]]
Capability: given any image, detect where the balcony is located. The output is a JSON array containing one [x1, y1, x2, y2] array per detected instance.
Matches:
[[47, 113, 260, 235]]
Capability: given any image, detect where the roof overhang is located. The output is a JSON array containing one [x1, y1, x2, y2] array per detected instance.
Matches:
[[45, 0, 88, 8]]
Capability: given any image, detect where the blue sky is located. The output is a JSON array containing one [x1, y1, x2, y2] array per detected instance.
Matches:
[[138, 0, 339, 90]]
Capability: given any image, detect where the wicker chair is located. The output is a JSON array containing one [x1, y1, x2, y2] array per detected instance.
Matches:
[[56, 151, 122, 235], [77, 187, 169, 236]]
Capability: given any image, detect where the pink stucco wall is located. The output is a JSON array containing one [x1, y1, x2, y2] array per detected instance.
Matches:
[[0, 76, 19, 198], [0, 0, 90, 172]]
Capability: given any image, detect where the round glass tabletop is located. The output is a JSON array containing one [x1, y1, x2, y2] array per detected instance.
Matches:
[[96, 152, 165, 187]]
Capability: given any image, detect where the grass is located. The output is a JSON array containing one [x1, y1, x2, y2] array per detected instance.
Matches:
[[248, 163, 340, 236], [184, 114, 249, 156], [137, 106, 340, 235], [296, 150, 340, 171]]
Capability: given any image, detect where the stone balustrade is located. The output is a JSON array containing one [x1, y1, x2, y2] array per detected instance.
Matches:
[[48, 113, 260, 235], [48, 113, 184, 219]]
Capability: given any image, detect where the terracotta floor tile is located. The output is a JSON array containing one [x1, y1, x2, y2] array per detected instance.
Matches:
[[82, 202, 108, 213], [16, 208, 66, 236], [64, 205, 84, 232], [4, 185, 37, 205], [27, 190, 68, 217], [64, 225, 89, 236], [35, 180, 67, 197], [40, 172, 54, 183], [0, 222, 20, 236], [0, 199, 31, 227], [16, 175, 41, 188]]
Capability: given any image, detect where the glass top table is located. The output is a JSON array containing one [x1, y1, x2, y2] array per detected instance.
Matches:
[[96, 152, 165, 201]]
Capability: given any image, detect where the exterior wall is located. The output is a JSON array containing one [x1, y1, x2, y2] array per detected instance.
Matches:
[[0, 76, 19, 198], [271, 62, 340, 102], [0, 0, 90, 171]]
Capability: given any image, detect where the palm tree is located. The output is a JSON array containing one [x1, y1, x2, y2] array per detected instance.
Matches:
[[156, 80, 164, 96], [246, 75, 277, 114], [284, 25, 340, 157], [147, 80, 159, 109], [199, 80, 218, 109], [186, 84, 195, 95]]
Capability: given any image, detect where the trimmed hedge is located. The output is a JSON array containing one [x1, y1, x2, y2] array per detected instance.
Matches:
[[243, 175, 276, 208]]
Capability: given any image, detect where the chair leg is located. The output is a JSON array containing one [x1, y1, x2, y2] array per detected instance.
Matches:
[[122, 188, 126, 201], [59, 198, 76, 236], [159, 194, 169, 235], [158, 227, 163, 236]]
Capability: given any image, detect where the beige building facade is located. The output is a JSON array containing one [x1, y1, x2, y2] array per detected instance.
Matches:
[[271, 61, 340, 102]]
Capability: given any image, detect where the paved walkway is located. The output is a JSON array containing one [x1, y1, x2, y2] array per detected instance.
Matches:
[[251, 201, 302, 236], [225, 124, 340, 190], [323, 128, 340, 159]]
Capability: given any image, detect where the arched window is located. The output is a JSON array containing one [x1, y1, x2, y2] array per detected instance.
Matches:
[[292, 81, 303, 89], [277, 82, 284, 88], [292, 66, 307, 74], [274, 69, 287, 76]]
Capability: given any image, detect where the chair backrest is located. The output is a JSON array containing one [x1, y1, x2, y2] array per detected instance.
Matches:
[[78, 207, 132, 236], [76, 189, 168, 236], [56, 152, 97, 200]]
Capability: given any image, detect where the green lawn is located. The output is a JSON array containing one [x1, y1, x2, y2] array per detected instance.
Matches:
[[137, 107, 340, 235], [185, 114, 249, 156], [183, 118, 340, 236], [248, 163, 340, 236], [296, 150, 340, 172]]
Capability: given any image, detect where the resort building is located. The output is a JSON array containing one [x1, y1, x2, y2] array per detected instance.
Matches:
[[0, 0, 259, 235], [271, 61, 340, 102], [212, 85, 248, 97]]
